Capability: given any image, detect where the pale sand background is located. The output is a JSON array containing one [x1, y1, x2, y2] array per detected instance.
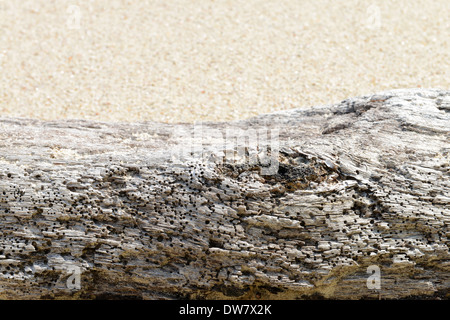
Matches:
[[0, 0, 449, 123]]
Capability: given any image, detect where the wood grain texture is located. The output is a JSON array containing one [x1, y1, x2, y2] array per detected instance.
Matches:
[[0, 88, 449, 299]]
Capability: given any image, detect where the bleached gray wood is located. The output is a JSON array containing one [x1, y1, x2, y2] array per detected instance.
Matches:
[[0, 88, 449, 299]]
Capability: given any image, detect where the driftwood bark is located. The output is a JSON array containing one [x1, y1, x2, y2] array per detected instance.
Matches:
[[0, 88, 449, 300]]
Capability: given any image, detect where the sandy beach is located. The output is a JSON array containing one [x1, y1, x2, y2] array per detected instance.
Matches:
[[0, 0, 449, 123]]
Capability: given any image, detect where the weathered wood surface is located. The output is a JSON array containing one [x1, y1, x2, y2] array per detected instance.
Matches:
[[0, 88, 449, 299]]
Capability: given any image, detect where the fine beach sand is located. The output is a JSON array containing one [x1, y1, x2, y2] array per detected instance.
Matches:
[[0, 0, 449, 123]]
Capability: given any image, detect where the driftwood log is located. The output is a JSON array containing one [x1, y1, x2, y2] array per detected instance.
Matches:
[[0, 88, 449, 300]]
